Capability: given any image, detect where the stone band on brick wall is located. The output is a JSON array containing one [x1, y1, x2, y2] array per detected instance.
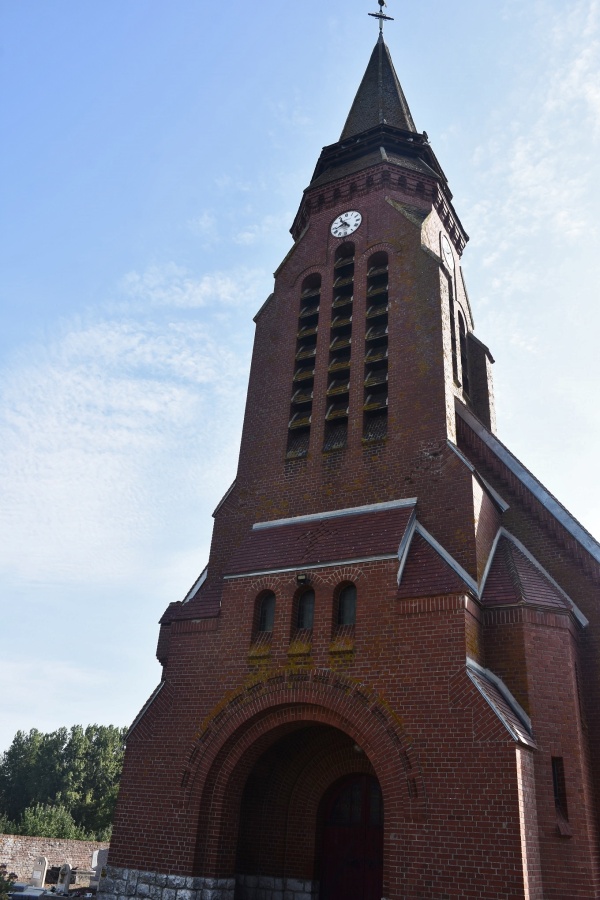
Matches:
[[99, 866, 235, 900], [98, 868, 318, 900]]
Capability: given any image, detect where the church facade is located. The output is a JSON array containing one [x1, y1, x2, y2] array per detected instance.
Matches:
[[100, 20, 600, 900]]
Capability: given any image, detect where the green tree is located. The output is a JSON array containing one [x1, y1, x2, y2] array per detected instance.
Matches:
[[0, 812, 15, 835], [18, 803, 91, 840], [0, 725, 126, 840], [0, 729, 45, 821]]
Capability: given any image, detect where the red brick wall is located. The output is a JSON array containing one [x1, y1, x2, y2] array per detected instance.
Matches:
[[110, 566, 541, 897], [194, 172, 482, 625]]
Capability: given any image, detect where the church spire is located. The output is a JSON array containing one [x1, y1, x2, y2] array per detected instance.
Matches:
[[340, 35, 417, 140], [340, 2, 415, 140]]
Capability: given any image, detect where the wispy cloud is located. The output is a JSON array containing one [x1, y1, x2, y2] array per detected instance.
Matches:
[[188, 211, 219, 244], [120, 263, 265, 310], [233, 212, 292, 246], [466, 0, 600, 301], [0, 265, 260, 588]]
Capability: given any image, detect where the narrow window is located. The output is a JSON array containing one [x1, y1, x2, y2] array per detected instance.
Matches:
[[552, 757, 568, 820], [297, 589, 315, 630], [458, 310, 470, 395], [338, 584, 357, 626], [258, 592, 276, 633], [449, 286, 459, 383]]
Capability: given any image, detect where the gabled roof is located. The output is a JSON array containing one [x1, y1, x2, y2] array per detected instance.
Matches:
[[482, 535, 571, 612], [224, 499, 416, 578], [480, 529, 588, 626], [340, 35, 416, 139], [397, 532, 474, 599], [397, 518, 477, 596], [395, 510, 587, 626]]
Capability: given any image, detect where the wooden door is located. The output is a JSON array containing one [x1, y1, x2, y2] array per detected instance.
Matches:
[[319, 774, 383, 900]]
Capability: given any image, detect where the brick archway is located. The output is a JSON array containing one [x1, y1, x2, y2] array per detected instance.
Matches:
[[183, 670, 426, 880]]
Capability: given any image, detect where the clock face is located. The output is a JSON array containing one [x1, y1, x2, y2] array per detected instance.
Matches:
[[441, 234, 454, 271], [331, 210, 362, 238]]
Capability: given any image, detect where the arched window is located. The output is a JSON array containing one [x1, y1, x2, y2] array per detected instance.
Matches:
[[337, 584, 357, 626], [257, 592, 276, 633], [297, 589, 315, 630]]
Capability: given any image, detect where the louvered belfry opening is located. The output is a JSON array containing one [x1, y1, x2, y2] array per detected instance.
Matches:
[[287, 274, 321, 458], [324, 243, 354, 451], [363, 251, 389, 441]]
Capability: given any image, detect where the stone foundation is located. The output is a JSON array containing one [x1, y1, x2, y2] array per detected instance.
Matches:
[[98, 868, 318, 900], [236, 874, 318, 900]]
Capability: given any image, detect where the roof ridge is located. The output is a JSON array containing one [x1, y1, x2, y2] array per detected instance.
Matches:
[[501, 537, 526, 603]]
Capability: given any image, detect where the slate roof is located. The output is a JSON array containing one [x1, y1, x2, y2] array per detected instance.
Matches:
[[482, 535, 571, 612], [309, 149, 438, 190], [466, 659, 537, 749], [340, 36, 417, 139], [225, 502, 416, 577], [397, 532, 472, 599]]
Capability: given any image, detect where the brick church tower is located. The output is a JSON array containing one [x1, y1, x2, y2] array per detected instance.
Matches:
[[101, 10, 600, 900]]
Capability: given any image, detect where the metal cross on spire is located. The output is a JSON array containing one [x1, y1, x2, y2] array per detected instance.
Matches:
[[368, 0, 394, 34]]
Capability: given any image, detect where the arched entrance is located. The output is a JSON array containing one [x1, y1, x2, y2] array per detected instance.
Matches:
[[187, 679, 424, 898], [318, 774, 383, 900], [232, 724, 381, 900]]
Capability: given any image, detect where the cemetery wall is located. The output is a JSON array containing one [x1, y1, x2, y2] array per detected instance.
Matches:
[[0, 833, 109, 881]]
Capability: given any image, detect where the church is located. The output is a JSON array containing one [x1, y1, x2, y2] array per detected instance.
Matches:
[[99, 6, 600, 899]]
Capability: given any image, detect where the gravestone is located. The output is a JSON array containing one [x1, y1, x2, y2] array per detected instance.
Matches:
[[29, 856, 48, 888], [56, 863, 72, 895], [90, 849, 109, 888]]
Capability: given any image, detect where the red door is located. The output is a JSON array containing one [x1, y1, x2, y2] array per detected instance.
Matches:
[[319, 774, 383, 900]]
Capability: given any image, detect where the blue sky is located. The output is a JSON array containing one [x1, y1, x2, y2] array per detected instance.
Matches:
[[1, 0, 599, 753]]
